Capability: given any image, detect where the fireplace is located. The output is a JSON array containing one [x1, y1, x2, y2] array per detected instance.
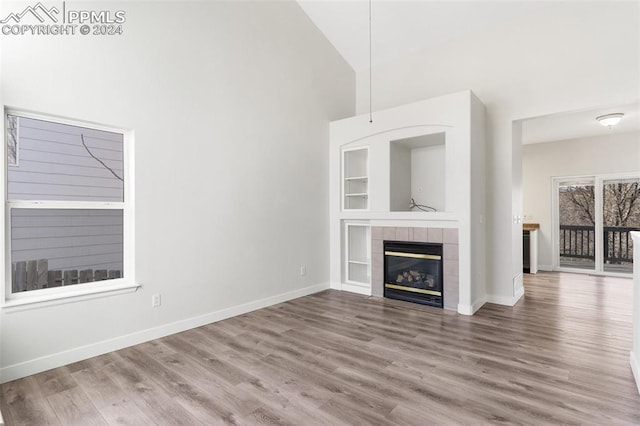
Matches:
[[384, 240, 443, 307]]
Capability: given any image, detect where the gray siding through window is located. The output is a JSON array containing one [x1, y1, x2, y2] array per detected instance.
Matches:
[[7, 116, 124, 202], [7, 115, 125, 289], [11, 209, 123, 273]]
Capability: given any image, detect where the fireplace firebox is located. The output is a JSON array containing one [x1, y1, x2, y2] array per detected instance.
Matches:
[[384, 240, 443, 307]]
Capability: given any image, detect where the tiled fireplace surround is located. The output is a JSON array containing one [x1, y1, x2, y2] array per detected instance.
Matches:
[[371, 226, 459, 311]]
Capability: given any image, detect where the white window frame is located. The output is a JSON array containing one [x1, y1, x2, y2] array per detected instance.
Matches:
[[2, 109, 137, 310], [551, 171, 640, 277], [6, 114, 18, 166]]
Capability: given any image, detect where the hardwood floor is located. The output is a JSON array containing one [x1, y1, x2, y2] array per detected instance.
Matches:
[[2, 272, 639, 425]]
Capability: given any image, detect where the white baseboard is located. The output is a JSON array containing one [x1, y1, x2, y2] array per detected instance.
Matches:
[[458, 296, 487, 315], [0, 282, 330, 384], [341, 282, 372, 296], [631, 351, 640, 395], [487, 286, 525, 306], [538, 264, 553, 271]]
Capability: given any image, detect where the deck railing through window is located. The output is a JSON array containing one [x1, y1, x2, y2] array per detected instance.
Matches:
[[559, 225, 638, 263]]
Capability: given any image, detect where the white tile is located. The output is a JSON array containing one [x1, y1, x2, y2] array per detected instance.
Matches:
[[444, 244, 459, 261], [412, 227, 428, 242], [395, 227, 409, 241], [444, 274, 459, 309], [443, 228, 459, 244], [444, 259, 459, 278], [383, 227, 396, 240], [427, 228, 443, 243], [371, 226, 383, 240]]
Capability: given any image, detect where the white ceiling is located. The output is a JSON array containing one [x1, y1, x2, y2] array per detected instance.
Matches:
[[296, 1, 640, 144], [296, 0, 549, 72], [521, 103, 640, 144]]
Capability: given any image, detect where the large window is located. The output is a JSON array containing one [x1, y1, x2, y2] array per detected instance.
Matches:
[[554, 173, 640, 275], [5, 111, 133, 299]]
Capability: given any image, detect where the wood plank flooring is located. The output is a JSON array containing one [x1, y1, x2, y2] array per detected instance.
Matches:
[[2, 272, 639, 425]]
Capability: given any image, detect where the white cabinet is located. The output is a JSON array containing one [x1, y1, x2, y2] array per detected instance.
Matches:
[[343, 147, 368, 210], [344, 222, 370, 287]]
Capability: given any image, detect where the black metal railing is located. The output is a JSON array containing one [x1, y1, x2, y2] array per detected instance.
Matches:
[[604, 226, 638, 263], [559, 225, 638, 263]]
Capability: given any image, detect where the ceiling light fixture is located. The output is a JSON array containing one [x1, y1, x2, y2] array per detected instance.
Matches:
[[596, 113, 624, 128]]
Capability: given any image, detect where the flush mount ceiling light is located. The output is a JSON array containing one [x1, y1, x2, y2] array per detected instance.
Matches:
[[596, 113, 624, 128]]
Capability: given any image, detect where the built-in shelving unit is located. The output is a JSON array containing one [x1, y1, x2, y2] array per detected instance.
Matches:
[[343, 147, 368, 210], [344, 222, 370, 286], [330, 91, 487, 314]]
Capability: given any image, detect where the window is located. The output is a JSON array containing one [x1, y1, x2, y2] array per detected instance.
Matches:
[[4, 111, 134, 301], [554, 173, 640, 275]]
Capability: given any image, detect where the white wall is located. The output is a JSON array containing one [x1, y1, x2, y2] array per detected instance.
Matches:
[[511, 121, 524, 298], [0, 0, 354, 381], [356, 1, 639, 304], [411, 144, 446, 212], [0, 18, 4, 391], [631, 232, 640, 394], [523, 131, 640, 269], [470, 95, 487, 307], [389, 142, 412, 211]]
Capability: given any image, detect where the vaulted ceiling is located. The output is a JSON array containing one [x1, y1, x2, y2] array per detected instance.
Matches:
[[297, 0, 640, 144], [296, 0, 548, 72]]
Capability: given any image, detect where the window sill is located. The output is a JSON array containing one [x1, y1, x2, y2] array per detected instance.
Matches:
[[2, 282, 140, 313]]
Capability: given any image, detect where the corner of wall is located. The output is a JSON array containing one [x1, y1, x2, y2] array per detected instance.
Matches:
[[486, 285, 524, 307], [458, 295, 487, 315], [631, 351, 640, 395]]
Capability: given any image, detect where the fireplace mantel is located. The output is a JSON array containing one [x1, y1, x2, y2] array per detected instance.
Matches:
[[329, 90, 486, 315]]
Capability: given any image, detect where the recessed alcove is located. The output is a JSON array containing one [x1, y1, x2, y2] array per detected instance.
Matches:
[[389, 132, 446, 212]]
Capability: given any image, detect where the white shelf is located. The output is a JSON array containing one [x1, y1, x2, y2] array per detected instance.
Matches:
[[339, 210, 459, 222], [345, 223, 370, 286], [347, 262, 369, 284], [343, 147, 369, 211]]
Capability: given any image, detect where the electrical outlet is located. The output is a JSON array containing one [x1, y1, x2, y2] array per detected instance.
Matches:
[[300, 266, 306, 276], [152, 293, 161, 307]]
